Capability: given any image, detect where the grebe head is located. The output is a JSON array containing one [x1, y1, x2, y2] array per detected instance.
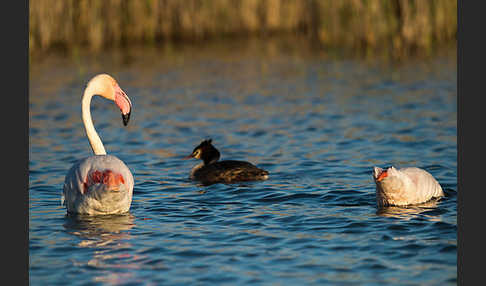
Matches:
[[186, 139, 220, 165]]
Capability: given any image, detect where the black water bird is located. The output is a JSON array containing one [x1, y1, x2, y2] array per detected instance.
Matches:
[[185, 139, 269, 185]]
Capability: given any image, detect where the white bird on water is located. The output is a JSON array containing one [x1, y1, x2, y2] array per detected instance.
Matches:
[[62, 74, 134, 215], [373, 166, 444, 207]]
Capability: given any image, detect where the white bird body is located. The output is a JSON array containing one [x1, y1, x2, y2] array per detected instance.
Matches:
[[63, 155, 134, 215], [373, 166, 444, 207], [63, 74, 134, 215]]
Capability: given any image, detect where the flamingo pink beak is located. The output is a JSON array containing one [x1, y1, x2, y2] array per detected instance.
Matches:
[[376, 170, 388, 182], [114, 83, 132, 126]]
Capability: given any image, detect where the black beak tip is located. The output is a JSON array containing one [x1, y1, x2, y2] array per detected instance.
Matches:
[[122, 111, 131, 126]]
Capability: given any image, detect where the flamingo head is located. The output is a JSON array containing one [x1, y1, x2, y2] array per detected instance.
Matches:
[[373, 166, 398, 183], [88, 74, 132, 126]]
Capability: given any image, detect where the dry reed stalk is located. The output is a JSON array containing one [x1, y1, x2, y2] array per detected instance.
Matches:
[[29, 0, 456, 58]]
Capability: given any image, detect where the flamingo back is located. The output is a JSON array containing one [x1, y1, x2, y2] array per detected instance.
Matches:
[[373, 166, 444, 207], [63, 155, 134, 215]]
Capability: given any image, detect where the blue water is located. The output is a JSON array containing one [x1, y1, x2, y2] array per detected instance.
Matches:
[[29, 42, 457, 285]]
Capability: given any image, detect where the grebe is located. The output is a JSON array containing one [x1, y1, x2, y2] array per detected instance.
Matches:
[[373, 166, 444, 207], [185, 139, 269, 185]]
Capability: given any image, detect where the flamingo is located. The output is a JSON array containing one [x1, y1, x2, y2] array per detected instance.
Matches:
[[62, 74, 134, 215], [372, 166, 444, 207]]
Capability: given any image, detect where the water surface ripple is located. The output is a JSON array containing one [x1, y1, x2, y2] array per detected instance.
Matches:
[[30, 46, 456, 285]]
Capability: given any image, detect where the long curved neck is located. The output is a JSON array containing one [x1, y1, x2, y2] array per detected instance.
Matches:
[[82, 87, 107, 155]]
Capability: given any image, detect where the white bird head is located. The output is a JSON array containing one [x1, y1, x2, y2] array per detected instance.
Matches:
[[372, 166, 398, 182], [86, 74, 132, 126]]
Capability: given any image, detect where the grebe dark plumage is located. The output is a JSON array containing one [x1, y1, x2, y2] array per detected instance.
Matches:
[[185, 139, 269, 185]]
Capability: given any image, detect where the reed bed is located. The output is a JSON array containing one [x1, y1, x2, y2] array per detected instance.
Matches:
[[29, 0, 456, 58]]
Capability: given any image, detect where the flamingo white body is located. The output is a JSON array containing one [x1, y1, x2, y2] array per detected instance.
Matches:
[[62, 74, 134, 215], [373, 166, 444, 207]]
